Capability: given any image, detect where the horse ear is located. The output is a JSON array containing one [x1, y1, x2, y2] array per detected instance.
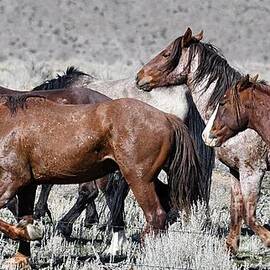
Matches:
[[181, 27, 193, 47], [194, 30, 204, 41], [237, 75, 250, 91], [251, 74, 259, 83]]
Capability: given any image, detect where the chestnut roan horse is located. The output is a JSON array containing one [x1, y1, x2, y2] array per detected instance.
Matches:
[[0, 95, 203, 264], [136, 27, 270, 254], [202, 75, 270, 248]]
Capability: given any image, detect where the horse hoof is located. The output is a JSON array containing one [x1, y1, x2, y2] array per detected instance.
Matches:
[[16, 220, 44, 241], [26, 221, 44, 240], [105, 230, 127, 256], [2, 252, 31, 270]]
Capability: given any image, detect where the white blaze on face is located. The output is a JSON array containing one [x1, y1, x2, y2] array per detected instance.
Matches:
[[202, 104, 219, 147]]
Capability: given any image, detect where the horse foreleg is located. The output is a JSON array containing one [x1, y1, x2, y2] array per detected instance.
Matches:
[[84, 179, 103, 228], [226, 177, 244, 254], [240, 168, 270, 247], [4, 183, 42, 269], [34, 184, 53, 220], [0, 177, 42, 242], [57, 182, 99, 238], [84, 201, 99, 228], [6, 196, 19, 219]]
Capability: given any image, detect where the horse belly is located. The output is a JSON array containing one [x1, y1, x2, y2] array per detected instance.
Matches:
[[30, 135, 111, 184]]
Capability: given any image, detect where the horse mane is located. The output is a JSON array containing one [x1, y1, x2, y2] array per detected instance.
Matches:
[[187, 42, 242, 110], [3, 94, 46, 114], [33, 66, 94, 91]]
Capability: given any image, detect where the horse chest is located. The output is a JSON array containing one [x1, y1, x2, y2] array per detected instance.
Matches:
[[216, 129, 268, 170]]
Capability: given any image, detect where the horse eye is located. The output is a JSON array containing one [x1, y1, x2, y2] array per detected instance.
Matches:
[[163, 52, 170, 58], [219, 100, 226, 106]]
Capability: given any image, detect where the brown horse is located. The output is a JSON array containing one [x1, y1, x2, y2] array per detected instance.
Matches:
[[0, 84, 129, 262], [202, 74, 270, 248], [135, 27, 270, 254], [30, 69, 129, 241], [0, 95, 202, 266]]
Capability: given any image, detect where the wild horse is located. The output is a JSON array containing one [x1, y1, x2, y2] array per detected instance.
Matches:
[[136, 27, 270, 254], [30, 68, 128, 240], [202, 74, 270, 248], [33, 65, 214, 255], [0, 83, 128, 262], [0, 95, 203, 267], [0, 69, 126, 238]]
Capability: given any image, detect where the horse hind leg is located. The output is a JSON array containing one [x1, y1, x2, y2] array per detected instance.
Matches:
[[84, 201, 99, 228], [124, 172, 167, 237]]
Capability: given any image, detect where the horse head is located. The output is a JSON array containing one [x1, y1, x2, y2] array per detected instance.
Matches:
[[202, 74, 256, 147], [136, 27, 203, 91]]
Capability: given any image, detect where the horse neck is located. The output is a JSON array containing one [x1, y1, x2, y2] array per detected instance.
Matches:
[[247, 87, 270, 146], [185, 50, 240, 121]]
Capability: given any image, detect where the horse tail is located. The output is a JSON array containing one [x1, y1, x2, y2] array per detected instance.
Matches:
[[166, 114, 204, 212], [185, 93, 215, 205]]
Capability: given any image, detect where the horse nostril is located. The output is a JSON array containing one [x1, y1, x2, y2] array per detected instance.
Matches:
[[208, 132, 216, 140]]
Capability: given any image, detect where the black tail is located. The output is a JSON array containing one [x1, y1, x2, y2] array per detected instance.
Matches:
[[166, 115, 204, 212], [186, 93, 215, 204]]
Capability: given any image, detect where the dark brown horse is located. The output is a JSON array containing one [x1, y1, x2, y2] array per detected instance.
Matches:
[[135, 27, 270, 254], [0, 95, 203, 267], [202, 74, 270, 248]]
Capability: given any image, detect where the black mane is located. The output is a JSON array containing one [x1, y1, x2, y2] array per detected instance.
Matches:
[[188, 42, 242, 110], [4, 94, 46, 114], [33, 66, 93, 91]]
